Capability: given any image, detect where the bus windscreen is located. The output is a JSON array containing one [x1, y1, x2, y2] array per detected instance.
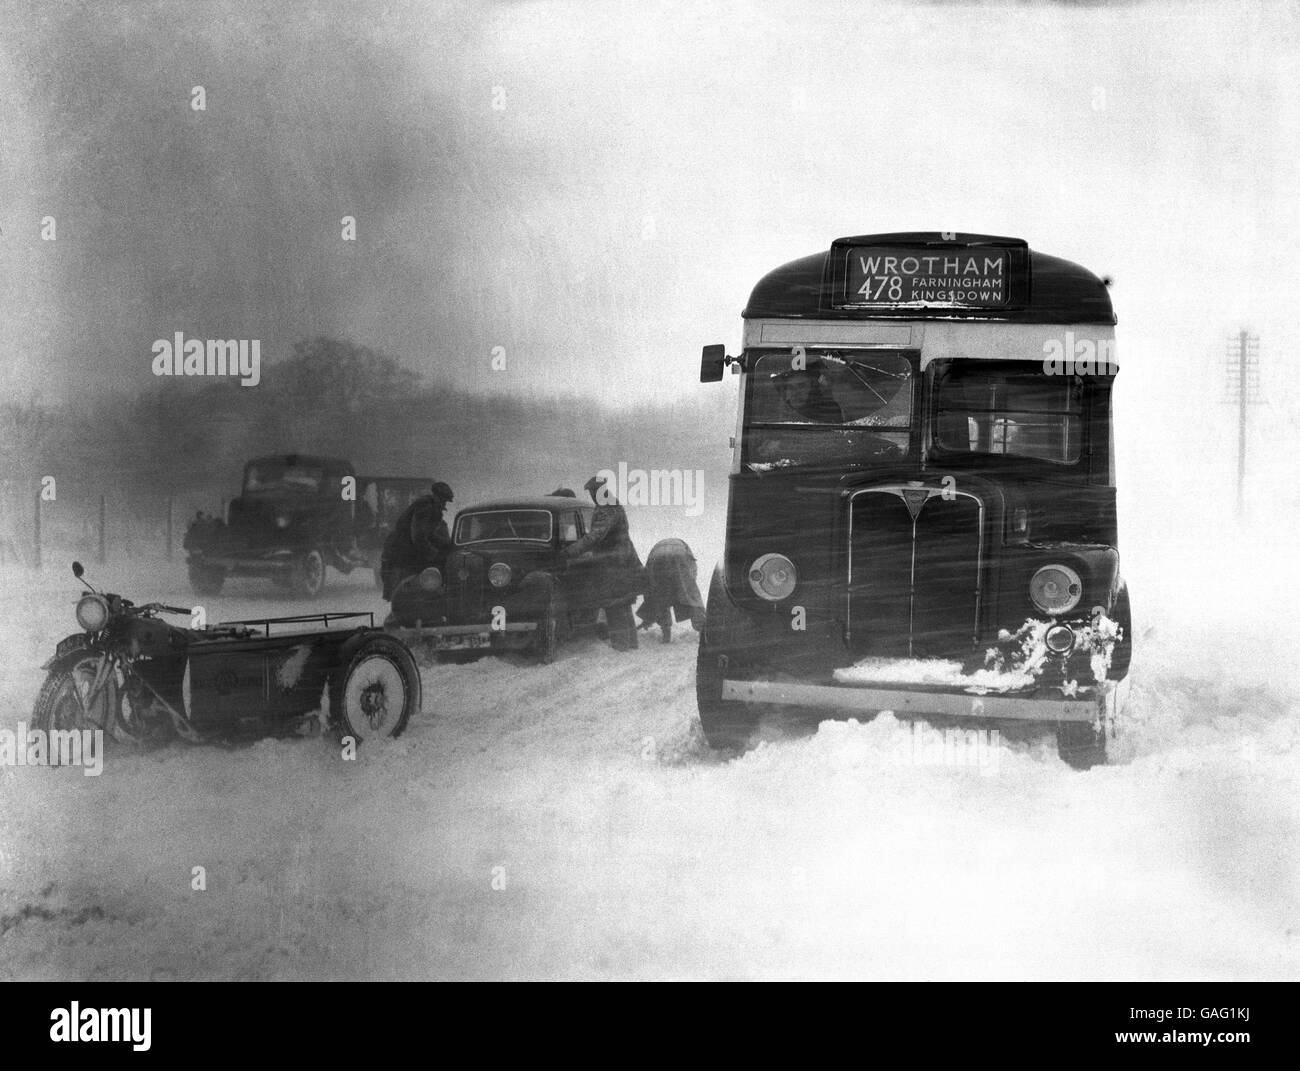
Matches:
[[744, 352, 912, 471]]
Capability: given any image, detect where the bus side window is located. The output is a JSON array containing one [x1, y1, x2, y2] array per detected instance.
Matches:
[[559, 511, 580, 544]]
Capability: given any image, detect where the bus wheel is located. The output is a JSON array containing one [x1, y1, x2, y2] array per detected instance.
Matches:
[[1108, 584, 1132, 680], [1056, 721, 1106, 770], [696, 568, 760, 750]]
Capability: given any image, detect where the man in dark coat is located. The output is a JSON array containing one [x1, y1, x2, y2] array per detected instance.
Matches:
[[564, 474, 645, 651], [636, 537, 705, 643], [380, 481, 454, 600]]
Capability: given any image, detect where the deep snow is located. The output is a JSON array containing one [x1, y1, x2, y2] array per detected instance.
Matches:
[[0, 520, 1296, 980]]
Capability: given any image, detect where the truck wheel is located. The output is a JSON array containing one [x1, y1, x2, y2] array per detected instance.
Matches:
[[1056, 721, 1107, 770], [330, 635, 420, 742], [188, 562, 226, 596], [696, 567, 761, 750], [293, 549, 326, 598]]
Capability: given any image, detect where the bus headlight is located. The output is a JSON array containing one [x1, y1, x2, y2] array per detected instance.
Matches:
[[748, 553, 797, 601], [418, 567, 443, 592], [1030, 564, 1082, 615], [75, 594, 110, 632], [488, 562, 513, 589]]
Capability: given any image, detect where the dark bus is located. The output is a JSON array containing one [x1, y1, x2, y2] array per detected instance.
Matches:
[[697, 232, 1131, 768]]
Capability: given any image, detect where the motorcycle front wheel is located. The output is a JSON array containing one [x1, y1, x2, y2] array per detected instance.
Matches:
[[32, 655, 118, 736]]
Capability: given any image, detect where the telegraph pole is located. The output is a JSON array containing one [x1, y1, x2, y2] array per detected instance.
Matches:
[[1225, 329, 1262, 515]]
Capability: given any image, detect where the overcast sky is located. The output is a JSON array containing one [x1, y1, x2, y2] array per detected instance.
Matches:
[[1, 0, 1296, 424]]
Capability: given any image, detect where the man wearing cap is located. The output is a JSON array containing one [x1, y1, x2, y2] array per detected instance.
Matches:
[[564, 474, 645, 651], [380, 481, 455, 600]]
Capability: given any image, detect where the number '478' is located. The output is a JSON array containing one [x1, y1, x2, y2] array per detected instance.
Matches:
[[858, 275, 903, 301]]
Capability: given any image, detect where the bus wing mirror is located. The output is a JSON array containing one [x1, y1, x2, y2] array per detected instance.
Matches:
[[700, 344, 727, 383]]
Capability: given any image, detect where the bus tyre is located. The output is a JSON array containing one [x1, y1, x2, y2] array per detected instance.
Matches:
[[188, 562, 225, 596], [292, 548, 326, 598], [1108, 583, 1132, 680], [696, 568, 760, 750], [1056, 721, 1107, 770]]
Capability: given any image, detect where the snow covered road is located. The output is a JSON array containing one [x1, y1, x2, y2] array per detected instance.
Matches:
[[1, 548, 1296, 980]]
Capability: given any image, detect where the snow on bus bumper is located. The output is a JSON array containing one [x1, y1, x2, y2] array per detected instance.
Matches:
[[719, 678, 1112, 722]]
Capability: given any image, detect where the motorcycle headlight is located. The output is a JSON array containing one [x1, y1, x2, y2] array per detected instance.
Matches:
[[75, 594, 110, 632], [748, 553, 797, 601], [488, 562, 513, 589], [418, 566, 443, 592], [1030, 564, 1082, 615]]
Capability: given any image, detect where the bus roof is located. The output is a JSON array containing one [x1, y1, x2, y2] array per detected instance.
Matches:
[[743, 233, 1115, 325]]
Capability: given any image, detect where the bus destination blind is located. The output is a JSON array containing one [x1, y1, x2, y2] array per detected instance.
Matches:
[[843, 246, 1010, 308]]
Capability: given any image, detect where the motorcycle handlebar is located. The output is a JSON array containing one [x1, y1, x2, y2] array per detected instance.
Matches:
[[136, 602, 193, 617]]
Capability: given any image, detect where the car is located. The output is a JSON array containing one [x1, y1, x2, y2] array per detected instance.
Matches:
[[383, 494, 608, 663], [184, 454, 372, 598]]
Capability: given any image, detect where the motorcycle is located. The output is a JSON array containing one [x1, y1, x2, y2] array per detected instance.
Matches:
[[33, 562, 421, 745]]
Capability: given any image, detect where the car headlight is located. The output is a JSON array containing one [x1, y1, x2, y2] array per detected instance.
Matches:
[[418, 567, 443, 592], [1030, 564, 1082, 615], [75, 594, 110, 632], [488, 562, 513, 589], [748, 553, 797, 601]]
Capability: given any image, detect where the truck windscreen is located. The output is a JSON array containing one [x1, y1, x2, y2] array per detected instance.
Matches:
[[743, 352, 912, 471]]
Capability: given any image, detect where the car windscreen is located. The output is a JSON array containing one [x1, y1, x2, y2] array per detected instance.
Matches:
[[932, 362, 1084, 465], [743, 351, 913, 471], [454, 510, 553, 544], [244, 462, 327, 493]]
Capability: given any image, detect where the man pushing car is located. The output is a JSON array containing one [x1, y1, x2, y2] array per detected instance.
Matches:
[[380, 481, 455, 600], [563, 474, 646, 652]]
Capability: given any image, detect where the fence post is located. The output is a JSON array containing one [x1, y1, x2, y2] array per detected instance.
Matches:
[[33, 484, 42, 570], [98, 494, 106, 564]]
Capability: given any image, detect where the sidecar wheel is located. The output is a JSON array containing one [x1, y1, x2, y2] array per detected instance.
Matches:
[[293, 549, 326, 598], [188, 562, 226, 596], [330, 635, 420, 742]]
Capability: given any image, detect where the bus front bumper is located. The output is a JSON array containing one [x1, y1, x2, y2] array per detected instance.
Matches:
[[720, 679, 1114, 722]]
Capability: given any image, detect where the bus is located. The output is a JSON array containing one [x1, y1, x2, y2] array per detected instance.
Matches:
[[697, 232, 1131, 769]]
